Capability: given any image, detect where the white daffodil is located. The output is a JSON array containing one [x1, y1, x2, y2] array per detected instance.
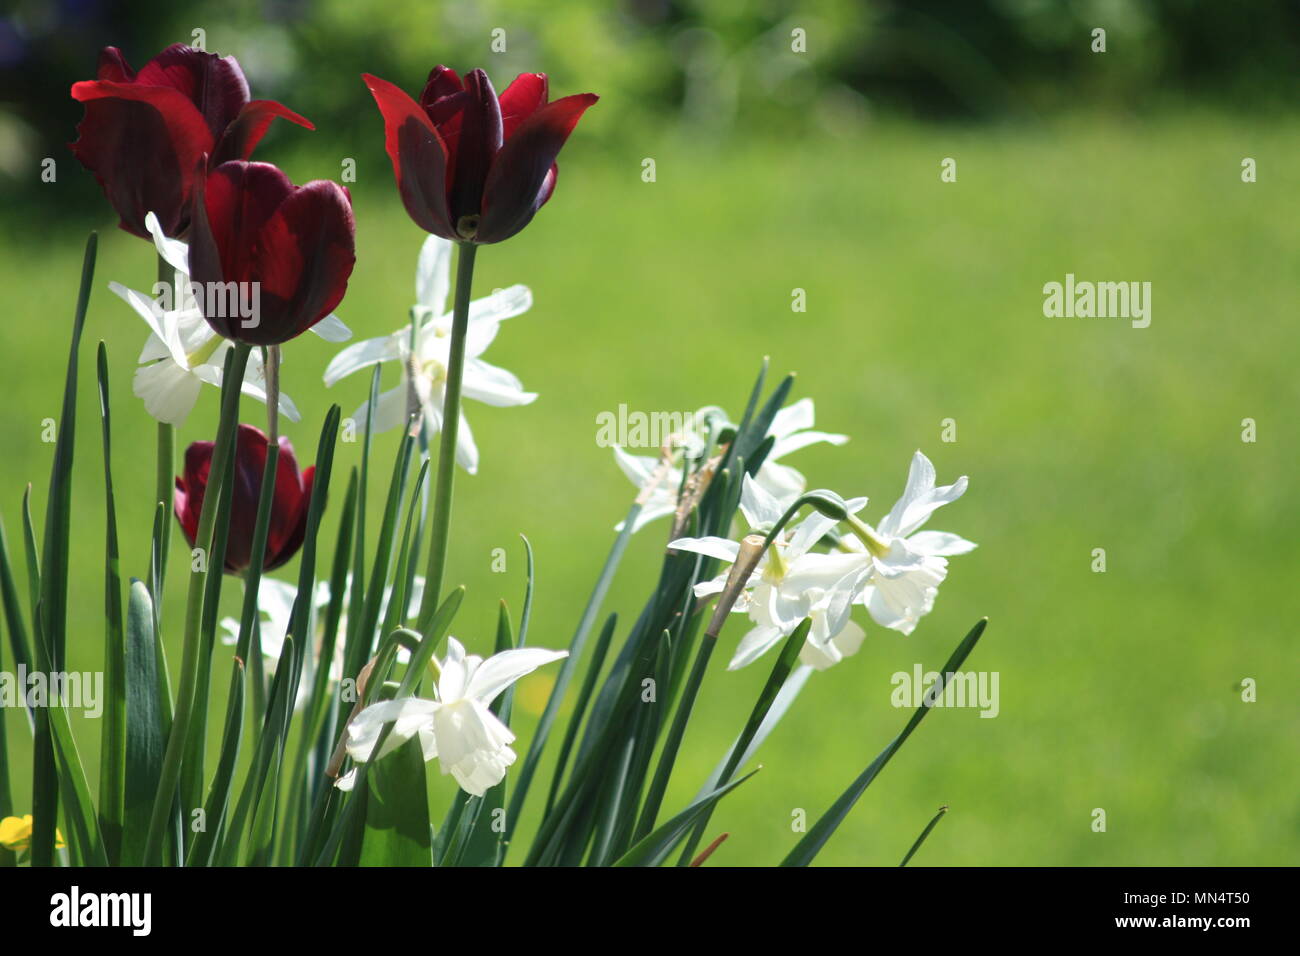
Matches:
[[323, 236, 536, 475], [615, 398, 846, 533], [112, 212, 351, 427], [839, 450, 977, 636], [340, 637, 566, 797], [670, 474, 867, 670]]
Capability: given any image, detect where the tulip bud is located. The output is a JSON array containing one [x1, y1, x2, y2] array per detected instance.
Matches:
[[174, 424, 315, 575], [70, 43, 312, 238], [363, 68, 597, 244], [188, 161, 356, 345]]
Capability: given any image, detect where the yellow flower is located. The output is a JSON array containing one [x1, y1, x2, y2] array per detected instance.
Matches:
[[0, 814, 65, 852]]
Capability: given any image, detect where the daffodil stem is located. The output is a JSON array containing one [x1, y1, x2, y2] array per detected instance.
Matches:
[[417, 241, 477, 629], [142, 342, 251, 865], [264, 345, 281, 445], [154, 252, 175, 604]]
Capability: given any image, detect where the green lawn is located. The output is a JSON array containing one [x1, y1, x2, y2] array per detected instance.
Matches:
[[2, 111, 1297, 865]]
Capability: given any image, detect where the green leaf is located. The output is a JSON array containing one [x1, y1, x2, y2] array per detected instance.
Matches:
[[340, 366, 381, 694], [121, 580, 166, 867], [541, 611, 617, 817], [31, 232, 97, 866], [676, 619, 810, 864], [507, 503, 638, 843], [612, 768, 760, 867], [695, 665, 813, 799], [900, 805, 948, 867], [781, 618, 988, 867], [0, 517, 34, 730], [94, 343, 126, 864], [635, 632, 717, 841], [359, 735, 432, 866]]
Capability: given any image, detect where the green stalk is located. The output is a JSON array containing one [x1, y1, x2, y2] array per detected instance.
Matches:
[[154, 252, 175, 606], [416, 241, 477, 628], [95, 344, 126, 864], [142, 343, 251, 864]]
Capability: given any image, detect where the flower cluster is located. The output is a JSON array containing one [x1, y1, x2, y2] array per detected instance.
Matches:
[[20, 37, 989, 872], [669, 450, 975, 671]]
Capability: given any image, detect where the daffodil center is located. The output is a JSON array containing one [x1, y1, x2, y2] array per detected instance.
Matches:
[[421, 357, 448, 387], [846, 514, 891, 558], [762, 542, 789, 582], [186, 335, 223, 369]]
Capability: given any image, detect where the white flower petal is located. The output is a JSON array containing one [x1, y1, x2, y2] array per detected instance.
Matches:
[[769, 428, 849, 461], [133, 361, 202, 426], [145, 212, 190, 275], [667, 535, 741, 563], [323, 332, 404, 387], [345, 697, 440, 763], [416, 235, 453, 311], [727, 625, 786, 670], [353, 384, 411, 434], [461, 359, 537, 407], [467, 283, 532, 325], [800, 619, 865, 671], [464, 646, 568, 705], [906, 530, 978, 556], [310, 313, 353, 343], [740, 472, 789, 530]]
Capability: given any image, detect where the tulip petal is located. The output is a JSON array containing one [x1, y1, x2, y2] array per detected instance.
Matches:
[[364, 73, 456, 239], [256, 179, 356, 341], [211, 98, 314, 166], [498, 73, 548, 139], [96, 46, 135, 83], [476, 93, 597, 243], [448, 69, 503, 228], [134, 44, 250, 140], [70, 80, 214, 237]]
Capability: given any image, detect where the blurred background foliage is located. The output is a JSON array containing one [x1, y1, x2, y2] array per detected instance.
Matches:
[[0, 1, 1297, 867], [3, 0, 1299, 221]]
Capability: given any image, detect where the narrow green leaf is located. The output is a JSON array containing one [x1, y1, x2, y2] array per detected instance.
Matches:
[[676, 619, 810, 864], [506, 503, 639, 842], [611, 768, 759, 867], [95, 342, 126, 864], [900, 805, 948, 867], [781, 618, 988, 867], [31, 232, 96, 866], [0, 517, 34, 729], [542, 611, 618, 817]]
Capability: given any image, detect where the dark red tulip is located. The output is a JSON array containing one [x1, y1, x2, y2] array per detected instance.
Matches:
[[174, 425, 315, 575], [70, 44, 312, 239], [188, 160, 356, 345], [363, 68, 597, 244]]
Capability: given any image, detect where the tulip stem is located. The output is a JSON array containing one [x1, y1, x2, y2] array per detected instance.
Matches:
[[143, 342, 252, 864], [417, 241, 477, 630]]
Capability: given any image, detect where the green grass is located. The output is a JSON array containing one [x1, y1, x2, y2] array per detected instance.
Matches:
[[1, 111, 1297, 865]]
